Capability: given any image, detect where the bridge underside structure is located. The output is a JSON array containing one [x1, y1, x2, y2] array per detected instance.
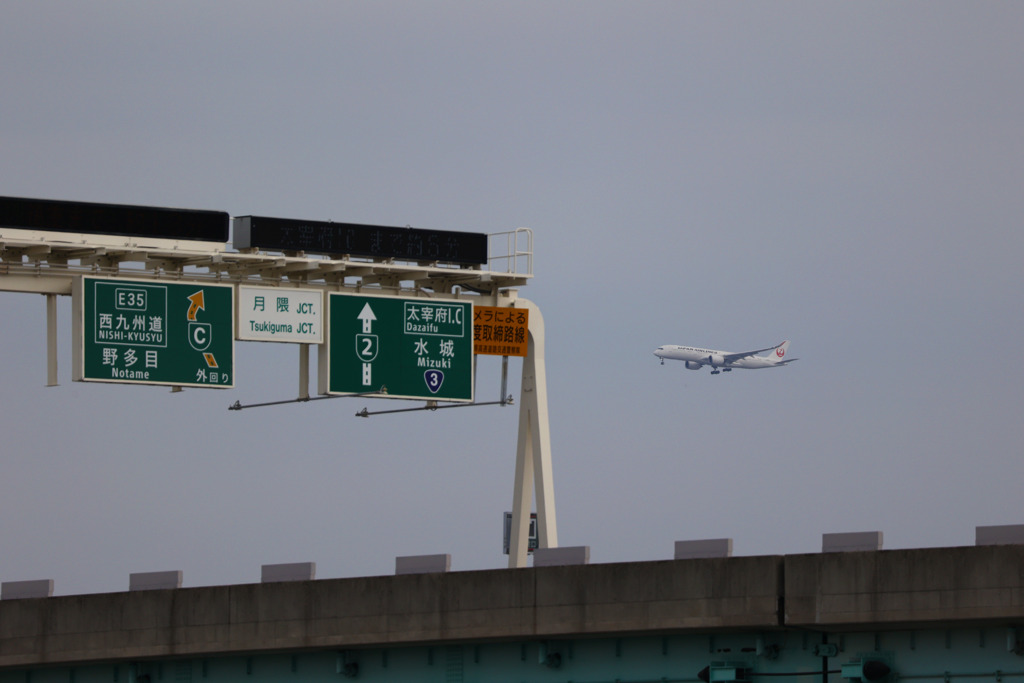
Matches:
[[1, 545, 1023, 683]]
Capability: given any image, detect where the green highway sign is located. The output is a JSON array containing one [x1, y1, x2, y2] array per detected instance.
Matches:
[[323, 293, 473, 401], [73, 276, 234, 388]]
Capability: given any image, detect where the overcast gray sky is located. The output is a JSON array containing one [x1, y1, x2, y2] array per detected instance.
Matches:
[[2, 2, 1022, 595]]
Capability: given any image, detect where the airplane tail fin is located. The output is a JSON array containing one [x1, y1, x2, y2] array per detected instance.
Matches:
[[771, 340, 797, 365]]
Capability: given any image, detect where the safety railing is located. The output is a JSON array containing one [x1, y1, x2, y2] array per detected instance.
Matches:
[[488, 228, 533, 277]]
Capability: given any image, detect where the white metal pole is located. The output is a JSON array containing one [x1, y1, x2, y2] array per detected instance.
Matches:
[[526, 301, 557, 550], [508, 411, 534, 568], [508, 298, 557, 568]]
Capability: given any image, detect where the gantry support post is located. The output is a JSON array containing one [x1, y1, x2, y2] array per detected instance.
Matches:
[[508, 297, 557, 568], [298, 343, 310, 400], [46, 293, 58, 386]]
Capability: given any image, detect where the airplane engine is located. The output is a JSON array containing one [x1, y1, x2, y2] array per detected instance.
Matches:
[[684, 361, 703, 370]]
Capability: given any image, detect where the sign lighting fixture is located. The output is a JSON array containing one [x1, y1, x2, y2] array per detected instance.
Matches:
[[233, 215, 488, 266], [0, 196, 229, 243]]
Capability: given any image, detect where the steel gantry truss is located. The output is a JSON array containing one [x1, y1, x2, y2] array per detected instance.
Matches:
[[0, 222, 553, 568]]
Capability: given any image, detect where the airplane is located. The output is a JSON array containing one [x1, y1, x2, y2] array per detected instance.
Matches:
[[653, 340, 797, 374]]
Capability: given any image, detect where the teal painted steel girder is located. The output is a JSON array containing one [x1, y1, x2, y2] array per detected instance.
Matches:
[[3, 628, 1024, 683]]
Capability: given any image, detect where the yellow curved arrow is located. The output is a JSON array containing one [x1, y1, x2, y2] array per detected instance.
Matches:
[[187, 291, 205, 321]]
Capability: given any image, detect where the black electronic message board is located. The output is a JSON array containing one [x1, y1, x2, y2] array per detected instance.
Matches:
[[233, 216, 488, 266], [0, 196, 229, 243]]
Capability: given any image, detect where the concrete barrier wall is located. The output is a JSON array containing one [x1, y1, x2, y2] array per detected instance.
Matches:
[[0, 556, 783, 667], [2, 546, 1023, 669], [784, 544, 1024, 628]]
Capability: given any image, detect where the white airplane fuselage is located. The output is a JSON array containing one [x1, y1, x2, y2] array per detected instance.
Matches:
[[653, 341, 795, 373]]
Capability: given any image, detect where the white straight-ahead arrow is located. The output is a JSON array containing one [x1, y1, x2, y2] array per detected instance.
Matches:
[[358, 302, 376, 333], [358, 302, 377, 386]]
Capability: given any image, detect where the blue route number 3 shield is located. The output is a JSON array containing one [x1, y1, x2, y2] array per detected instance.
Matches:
[[424, 370, 444, 394]]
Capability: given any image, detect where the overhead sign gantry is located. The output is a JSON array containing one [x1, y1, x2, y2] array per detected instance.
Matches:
[[0, 195, 551, 568]]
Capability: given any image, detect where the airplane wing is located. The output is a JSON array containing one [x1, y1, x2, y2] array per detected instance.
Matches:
[[720, 342, 783, 365]]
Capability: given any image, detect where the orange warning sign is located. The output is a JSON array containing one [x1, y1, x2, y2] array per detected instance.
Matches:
[[473, 306, 529, 357]]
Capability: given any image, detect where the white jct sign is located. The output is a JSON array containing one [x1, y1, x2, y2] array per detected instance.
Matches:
[[237, 286, 323, 344]]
